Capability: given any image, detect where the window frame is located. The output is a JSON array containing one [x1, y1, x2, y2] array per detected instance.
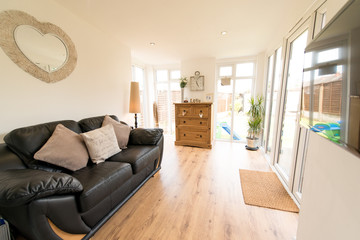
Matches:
[[154, 67, 181, 134]]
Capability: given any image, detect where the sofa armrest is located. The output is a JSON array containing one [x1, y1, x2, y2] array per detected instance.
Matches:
[[0, 169, 83, 207], [128, 128, 164, 145]]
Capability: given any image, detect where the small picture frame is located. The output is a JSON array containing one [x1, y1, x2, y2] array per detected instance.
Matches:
[[205, 93, 213, 102]]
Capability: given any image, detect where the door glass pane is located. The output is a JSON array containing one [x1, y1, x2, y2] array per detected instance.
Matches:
[[216, 79, 233, 140], [236, 63, 254, 77], [156, 82, 169, 133], [170, 70, 181, 79], [156, 70, 168, 82], [219, 66, 232, 76], [263, 55, 274, 148], [277, 30, 308, 179], [233, 79, 252, 140], [170, 82, 181, 134], [268, 47, 283, 152]]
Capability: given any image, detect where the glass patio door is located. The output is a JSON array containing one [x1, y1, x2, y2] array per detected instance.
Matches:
[[275, 28, 309, 183], [215, 63, 255, 141], [263, 47, 283, 157]]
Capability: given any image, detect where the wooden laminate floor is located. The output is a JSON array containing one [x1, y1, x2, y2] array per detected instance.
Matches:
[[93, 136, 298, 240]]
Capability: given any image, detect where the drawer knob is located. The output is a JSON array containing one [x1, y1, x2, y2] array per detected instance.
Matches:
[[183, 121, 186, 124], [200, 135, 202, 138], [200, 122, 202, 124], [184, 134, 186, 136]]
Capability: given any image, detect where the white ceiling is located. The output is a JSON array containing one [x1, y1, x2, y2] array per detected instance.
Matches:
[[55, 0, 316, 65]]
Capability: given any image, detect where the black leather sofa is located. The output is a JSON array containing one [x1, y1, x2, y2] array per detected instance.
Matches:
[[0, 115, 164, 240]]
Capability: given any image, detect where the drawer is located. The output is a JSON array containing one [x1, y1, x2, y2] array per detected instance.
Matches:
[[192, 106, 209, 118], [176, 105, 192, 117], [177, 129, 209, 143], [177, 118, 209, 127]]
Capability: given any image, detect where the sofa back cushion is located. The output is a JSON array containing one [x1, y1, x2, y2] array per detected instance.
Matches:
[[81, 124, 121, 164], [102, 115, 131, 149], [34, 124, 89, 171], [79, 115, 126, 132], [4, 120, 82, 172]]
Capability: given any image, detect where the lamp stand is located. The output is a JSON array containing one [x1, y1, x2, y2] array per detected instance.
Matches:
[[134, 113, 138, 128]]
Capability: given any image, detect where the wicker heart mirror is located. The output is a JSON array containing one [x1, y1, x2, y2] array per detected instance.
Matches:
[[0, 10, 77, 83]]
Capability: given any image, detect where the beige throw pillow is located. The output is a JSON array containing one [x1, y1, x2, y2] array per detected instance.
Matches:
[[102, 115, 131, 149], [34, 124, 89, 171], [81, 124, 121, 164]]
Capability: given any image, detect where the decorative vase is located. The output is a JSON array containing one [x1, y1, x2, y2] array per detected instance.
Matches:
[[181, 88, 184, 103]]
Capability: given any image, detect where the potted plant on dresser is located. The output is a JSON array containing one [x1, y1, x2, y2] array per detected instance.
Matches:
[[246, 96, 264, 150]]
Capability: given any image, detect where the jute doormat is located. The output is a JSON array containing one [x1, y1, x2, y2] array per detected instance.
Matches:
[[239, 169, 299, 213]]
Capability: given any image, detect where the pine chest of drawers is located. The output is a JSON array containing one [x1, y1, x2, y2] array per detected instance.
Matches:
[[174, 103, 212, 149]]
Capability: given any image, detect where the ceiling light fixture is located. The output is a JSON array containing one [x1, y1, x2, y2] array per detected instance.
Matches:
[[150, 42, 155, 46], [221, 31, 228, 35]]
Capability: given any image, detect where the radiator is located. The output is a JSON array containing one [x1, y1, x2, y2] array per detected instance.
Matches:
[[0, 218, 11, 240]]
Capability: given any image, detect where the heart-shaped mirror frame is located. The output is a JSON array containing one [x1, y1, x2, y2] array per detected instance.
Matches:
[[0, 10, 77, 83]]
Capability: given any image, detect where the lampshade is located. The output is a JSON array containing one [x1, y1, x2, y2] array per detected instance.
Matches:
[[129, 81, 141, 113]]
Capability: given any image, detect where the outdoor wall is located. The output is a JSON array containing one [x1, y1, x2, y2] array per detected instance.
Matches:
[[297, 131, 360, 240], [0, 0, 132, 142]]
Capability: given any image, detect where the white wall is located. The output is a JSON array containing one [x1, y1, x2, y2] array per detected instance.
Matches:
[[255, 52, 266, 97], [0, 0, 132, 142], [297, 131, 360, 239], [296, 1, 359, 238], [181, 57, 216, 102]]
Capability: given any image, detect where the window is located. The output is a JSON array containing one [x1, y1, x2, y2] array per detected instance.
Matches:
[[155, 69, 181, 134], [216, 61, 256, 141], [313, 4, 327, 37]]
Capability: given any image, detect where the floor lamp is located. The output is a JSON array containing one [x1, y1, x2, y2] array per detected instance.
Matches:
[[129, 81, 141, 128]]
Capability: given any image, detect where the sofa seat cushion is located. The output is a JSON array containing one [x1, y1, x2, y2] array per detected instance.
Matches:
[[70, 162, 132, 212], [108, 145, 159, 174]]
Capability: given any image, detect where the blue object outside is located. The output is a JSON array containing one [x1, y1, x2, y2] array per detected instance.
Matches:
[[220, 122, 241, 140], [311, 122, 341, 142]]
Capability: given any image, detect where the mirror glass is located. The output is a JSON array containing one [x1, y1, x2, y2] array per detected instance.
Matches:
[[14, 25, 68, 73]]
